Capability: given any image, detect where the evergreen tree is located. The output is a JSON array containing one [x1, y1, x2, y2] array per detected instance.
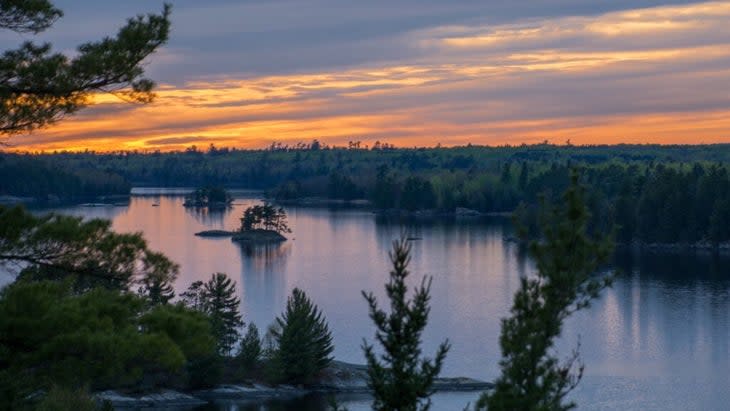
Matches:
[[0, 205, 178, 294], [477, 171, 613, 411], [180, 280, 205, 311], [203, 273, 244, 356], [362, 238, 450, 411], [181, 273, 243, 356], [138, 251, 178, 305], [237, 323, 263, 370], [240, 204, 291, 234], [0, 1, 171, 138], [0, 280, 215, 408], [270, 288, 334, 384], [519, 162, 529, 190]]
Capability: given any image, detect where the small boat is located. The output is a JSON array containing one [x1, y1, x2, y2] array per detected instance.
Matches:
[[152, 203, 160, 207]]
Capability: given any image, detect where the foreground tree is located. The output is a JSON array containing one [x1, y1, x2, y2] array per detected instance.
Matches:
[[0, 280, 215, 409], [269, 288, 334, 384], [0, 205, 178, 294], [237, 323, 263, 370], [181, 273, 243, 355], [362, 238, 450, 411], [0, 1, 171, 138], [476, 172, 613, 411]]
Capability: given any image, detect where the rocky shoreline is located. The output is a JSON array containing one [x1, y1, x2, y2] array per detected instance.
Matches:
[[195, 229, 288, 243], [96, 361, 492, 408], [505, 235, 730, 255]]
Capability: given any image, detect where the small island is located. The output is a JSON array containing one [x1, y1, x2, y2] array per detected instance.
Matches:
[[195, 203, 291, 244], [183, 186, 233, 208]]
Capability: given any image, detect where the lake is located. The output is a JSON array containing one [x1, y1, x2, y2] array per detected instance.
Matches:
[[12, 189, 730, 410]]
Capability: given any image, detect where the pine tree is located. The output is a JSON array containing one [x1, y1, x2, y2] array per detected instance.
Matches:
[[270, 288, 334, 384], [477, 171, 614, 411], [0, 1, 171, 138], [1, 205, 178, 294], [203, 273, 244, 356], [519, 162, 529, 190], [237, 323, 263, 370], [138, 251, 178, 305], [362, 238, 450, 411], [180, 281, 205, 311], [181, 273, 243, 356]]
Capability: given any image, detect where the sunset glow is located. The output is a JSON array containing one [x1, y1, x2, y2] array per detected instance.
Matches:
[[5, 0, 730, 151]]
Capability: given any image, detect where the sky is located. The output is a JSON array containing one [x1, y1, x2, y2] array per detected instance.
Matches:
[[3, 0, 730, 151]]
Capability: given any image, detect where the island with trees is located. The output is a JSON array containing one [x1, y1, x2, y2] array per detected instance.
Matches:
[[195, 203, 292, 243], [183, 186, 233, 208]]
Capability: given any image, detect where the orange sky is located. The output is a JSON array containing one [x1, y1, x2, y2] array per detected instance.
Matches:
[[6, 1, 730, 152]]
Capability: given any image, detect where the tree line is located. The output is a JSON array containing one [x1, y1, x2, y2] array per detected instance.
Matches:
[[7, 146, 730, 244], [0, 154, 130, 201]]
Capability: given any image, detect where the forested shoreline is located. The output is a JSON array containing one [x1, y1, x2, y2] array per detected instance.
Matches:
[[5, 143, 730, 244]]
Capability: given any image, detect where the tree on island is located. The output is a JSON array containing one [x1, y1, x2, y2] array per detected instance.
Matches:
[[476, 171, 614, 411], [185, 186, 232, 207], [0, 1, 171, 139], [362, 238, 450, 411], [240, 203, 291, 234]]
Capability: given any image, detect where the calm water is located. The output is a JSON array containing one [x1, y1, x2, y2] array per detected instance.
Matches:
[[14, 189, 730, 410]]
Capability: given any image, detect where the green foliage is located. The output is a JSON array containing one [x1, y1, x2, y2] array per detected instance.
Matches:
[[181, 273, 244, 356], [139, 303, 216, 362], [6, 144, 730, 242], [329, 172, 362, 200], [0, 1, 62, 34], [185, 186, 232, 206], [362, 238, 450, 411], [0, 205, 178, 294], [237, 323, 263, 370], [477, 171, 614, 411], [138, 251, 177, 305], [0, 154, 130, 199], [34, 386, 102, 411], [0, 1, 171, 136], [373, 165, 399, 209], [269, 288, 334, 384], [401, 176, 437, 211], [240, 203, 291, 234], [0, 281, 215, 407]]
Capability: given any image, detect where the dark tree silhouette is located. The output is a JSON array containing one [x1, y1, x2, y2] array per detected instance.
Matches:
[[362, 238, 450, 411], [477, 171, 614, 411], [182, 273, 243, 355], [0, 1, 171, 138], [269, 288, 334, 384]]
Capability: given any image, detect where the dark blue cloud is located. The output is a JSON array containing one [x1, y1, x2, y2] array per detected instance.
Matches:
[[0, 0, 705, 83]]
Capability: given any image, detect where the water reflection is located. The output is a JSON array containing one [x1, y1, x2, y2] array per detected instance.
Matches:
[[186, 205, 230, 226], [13, 192, 730, 410], [238, 243, 291, 330]]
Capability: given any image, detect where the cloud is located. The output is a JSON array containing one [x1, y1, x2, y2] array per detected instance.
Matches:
[[144, 136, 213, 146], [6, 1, 730, 151]]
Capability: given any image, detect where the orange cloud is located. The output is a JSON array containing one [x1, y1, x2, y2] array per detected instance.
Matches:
[[7, 1, 730, 152]]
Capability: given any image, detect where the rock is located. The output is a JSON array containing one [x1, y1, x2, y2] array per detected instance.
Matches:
[[195, 230, 237, 237], [455, 207, 482, 217], [194, 384, 307, 401], [232, 229, 287, 243], [312, 361, 493, 393], [95, 389, 206, 408]]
